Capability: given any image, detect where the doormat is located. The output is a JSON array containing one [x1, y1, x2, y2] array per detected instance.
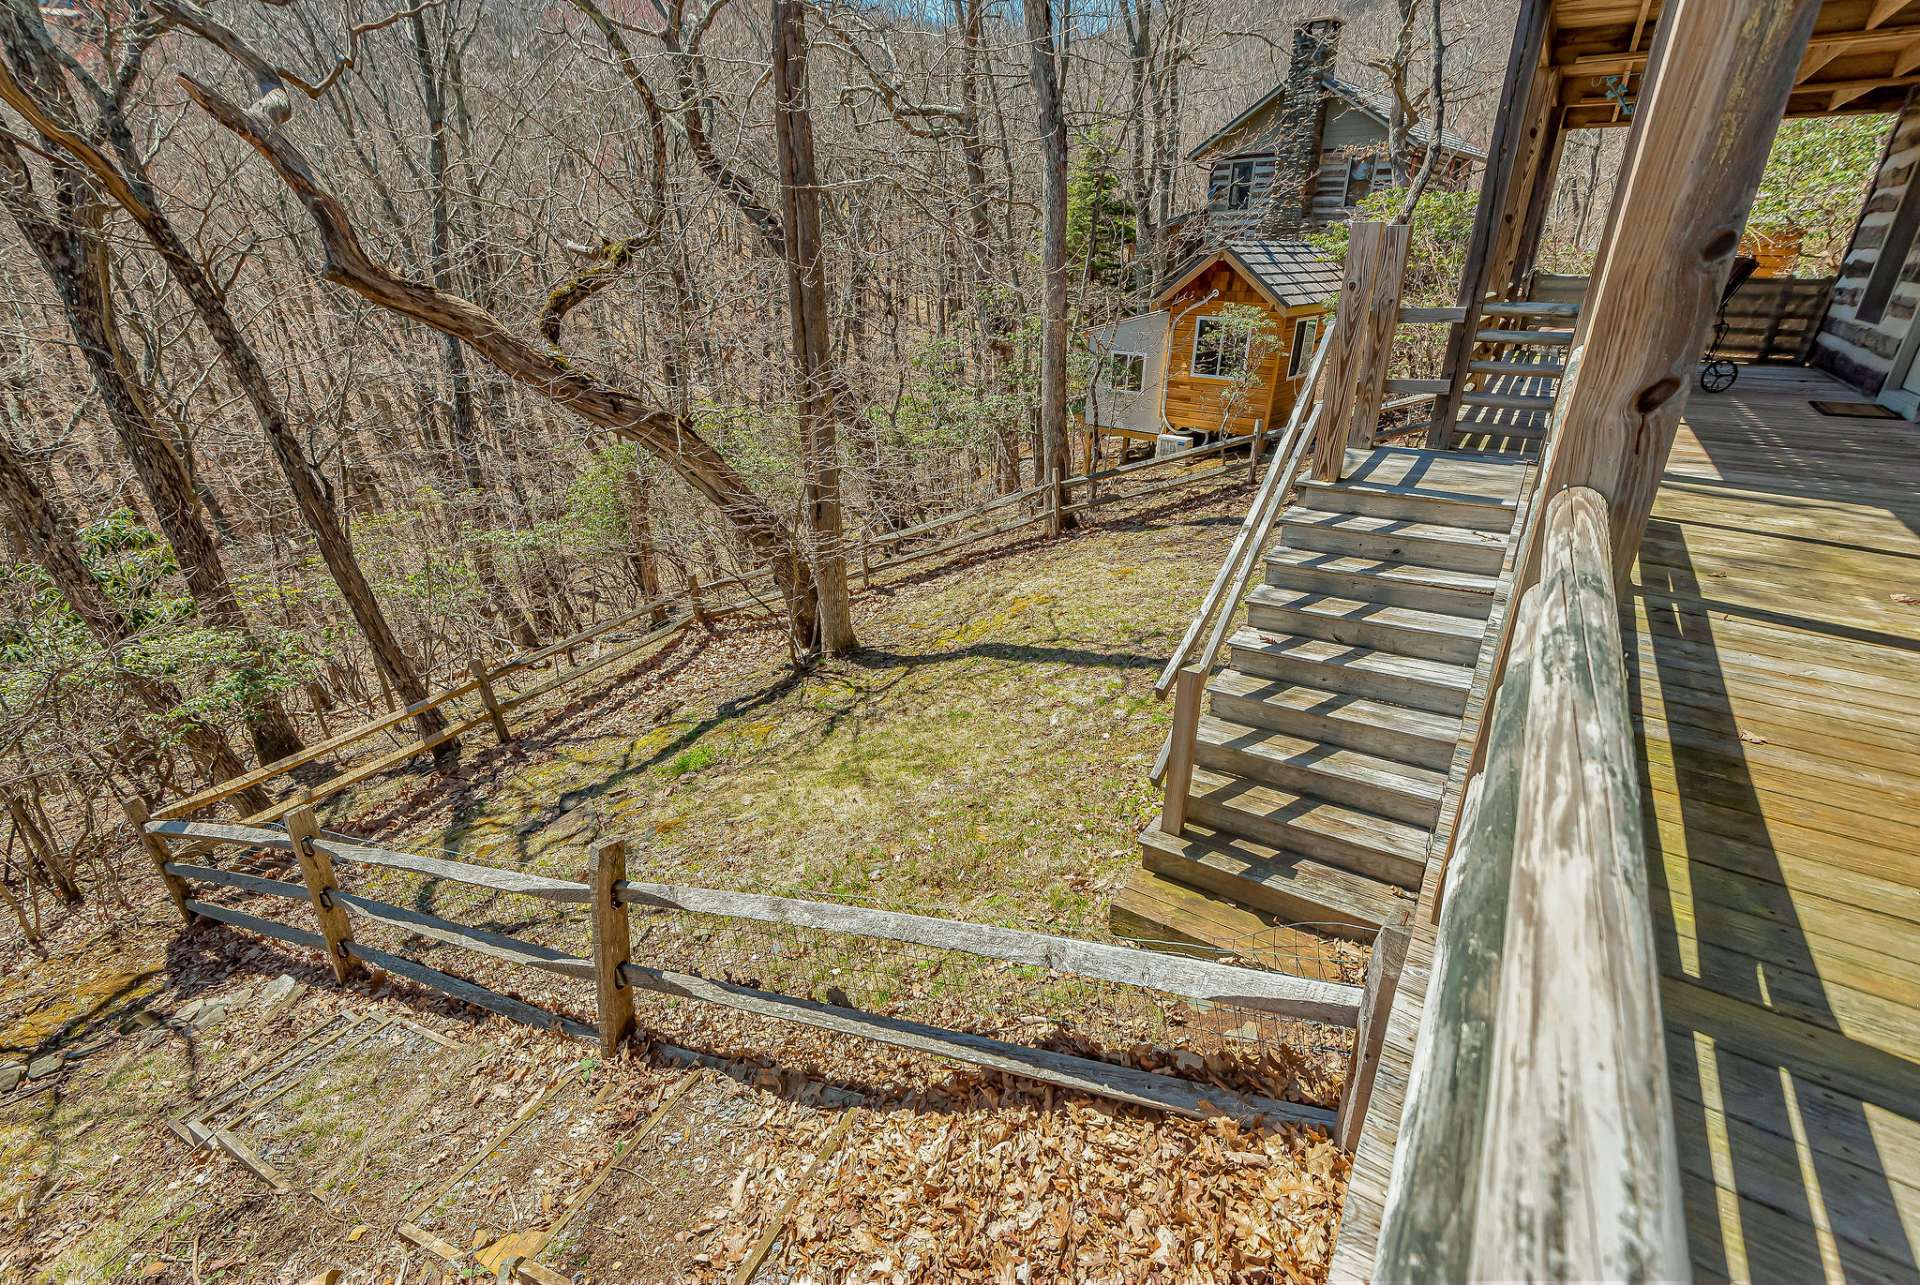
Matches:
[[1810, 400, 1904, 419]]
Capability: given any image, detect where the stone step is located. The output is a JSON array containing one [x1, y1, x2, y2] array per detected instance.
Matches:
[[1194, 715, 1444, 828], [1137, 822, 1410, 940], [1207, 668, 1462, 771], [1245, 585, 1488, 667], [1262, 546, 1496, 618], [1292, 475, 1517, 534], [1277, 506, 1509, 574], [1227, 629, 1473, 716]]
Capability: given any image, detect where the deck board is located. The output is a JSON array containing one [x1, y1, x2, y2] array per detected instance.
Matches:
[[1329, 367, 1920, 1282], [1635, 368, 1920, 1283]]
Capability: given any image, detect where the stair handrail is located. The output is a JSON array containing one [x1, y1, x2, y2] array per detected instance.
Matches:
[[1149, 333, 1331, 784]]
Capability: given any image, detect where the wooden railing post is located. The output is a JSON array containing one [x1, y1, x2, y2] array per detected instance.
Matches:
[[1247, 416, 1264, 481], [468, 658, 512, 744], [687, 574, 708, 629], [1335, 909, 1411, 1150], [590, 838, 635, 1057], [1312, 223, 1386, 482], [286, 805, 359, 984], [123, 797, 193, 926], [1158, 665, 1204, 834]]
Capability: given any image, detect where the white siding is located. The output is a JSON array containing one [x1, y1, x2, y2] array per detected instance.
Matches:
[[1085, 311, 1171, 435]]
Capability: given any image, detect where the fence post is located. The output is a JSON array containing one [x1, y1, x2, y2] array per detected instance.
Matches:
[[468, 657, 513, 744], [1158, 665, 1204, 835], [687, 575, 708, 629], [591, 838, 635, 1057], [1248, 416, 1265, 482], [122, 797, 194, 926], [1336, 909, 1412, 1150], [1046, 465, 1063, 538], [286, 805, 359, 984]]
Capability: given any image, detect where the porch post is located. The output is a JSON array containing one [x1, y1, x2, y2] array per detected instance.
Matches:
[[1429, 0, 1554, 445], [1524, 0, 1821, 583], [1510, 106, 1569, 292]]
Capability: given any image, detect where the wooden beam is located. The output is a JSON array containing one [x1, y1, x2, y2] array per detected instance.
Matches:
[[1311, 221, 1386, 480], [1334, 910, 1411, 1150], [1831, 82, 1881, 109], [1896, 33, 1920, 76], [591, 839, 635, 1056], [1528, 0, 1821, 582], [1348, 223, 1414, 451], [287, 805, 359, 984], [1432, 0, 1554, 444], [1870, 0, 1909, 29], [616, 876, 1362, 1024], [329, 889, 592, 979], [1159, 665, 1204, 834], [616, 960, 1333, 1127], [1464, 488, 1685, 1281], [468, 657, 512, 743], [342, 940, 600, 1041], [124, 797, 193, 925]]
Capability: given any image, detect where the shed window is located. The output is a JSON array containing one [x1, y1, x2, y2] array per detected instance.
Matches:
[[1288, 317, 1320, 378], [1212, 159, 1259, 211], [1103, 352, 1145, 393], [1192, 318, 1253, 379]]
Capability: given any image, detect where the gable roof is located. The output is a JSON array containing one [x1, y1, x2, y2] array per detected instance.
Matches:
[[1187, 74, 1485, 163], [1155, 239, 1342, 312]]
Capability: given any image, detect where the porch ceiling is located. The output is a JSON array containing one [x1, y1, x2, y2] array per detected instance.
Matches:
[[1554, 0, 1920, 127]]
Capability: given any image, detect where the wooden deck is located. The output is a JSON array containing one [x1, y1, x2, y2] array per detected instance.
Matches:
[[1631, 366, 1920, 1281], [1330, 365, 1920, 1281]]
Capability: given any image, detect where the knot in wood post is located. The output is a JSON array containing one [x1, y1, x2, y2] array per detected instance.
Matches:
[[286, 804, 359, 985], [123, 796, 195, 927], [590, 838, 636, 1057]]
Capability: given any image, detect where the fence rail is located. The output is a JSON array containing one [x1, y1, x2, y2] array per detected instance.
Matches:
[[133, 808, 1355, 1130], [149, 434, 1270, 831]]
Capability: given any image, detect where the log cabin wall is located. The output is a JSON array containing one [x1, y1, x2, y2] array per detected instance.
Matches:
[[1811, 90, 1920, 393], [1160, 260, 1320, 436]]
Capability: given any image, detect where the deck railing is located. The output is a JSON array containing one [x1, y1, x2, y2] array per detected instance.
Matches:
[[1374, 485, 1686, 1279]]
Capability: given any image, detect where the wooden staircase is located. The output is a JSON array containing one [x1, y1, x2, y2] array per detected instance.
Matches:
[[1116, 447, 1527, 951], [1448, 300, 1577, 452]]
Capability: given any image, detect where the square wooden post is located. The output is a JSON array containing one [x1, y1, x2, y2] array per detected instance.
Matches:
[[122, 797, 193, 926], [1335, 909, 1411, 1150], [286, 805, 360, 984], [468, 657, 513, 744], [591, 838, 635, 1057], [1158, 665, 1205, 835]]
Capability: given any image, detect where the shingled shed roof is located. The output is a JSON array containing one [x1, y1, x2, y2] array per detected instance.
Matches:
[[1158, 239, 1343, 312]]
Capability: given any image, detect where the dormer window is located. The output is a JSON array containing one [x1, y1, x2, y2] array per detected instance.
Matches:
[[1212, 158, 1260, 211]]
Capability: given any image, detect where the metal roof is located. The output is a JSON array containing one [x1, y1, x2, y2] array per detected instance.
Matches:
[[1188, 74, 1486, 163]]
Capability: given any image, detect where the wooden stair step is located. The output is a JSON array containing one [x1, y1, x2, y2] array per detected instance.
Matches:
[[1244, 586, 1487, 667], [1276, 507, 1509, 574], [1481, 300, 1581, 318], [1475, 328, 1574, 347], [1470, 359, 1566, 377], [1262, 546, 1496, 618], [1106, 868, 1360, 980], [1227, 629, 1472, 716], [1184, 766, 1429, 887], [1194, 715, 1444, 828], [1207, 668, 1462, 771], [1137, 822, 1410, 941], [1460, 390, 1557, 413], [1384, 378, 1450, 396], [1294, 476, 1517, 533]]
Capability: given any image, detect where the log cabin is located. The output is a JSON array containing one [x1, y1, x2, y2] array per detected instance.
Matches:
[[1082, 240, 1339, 447], [1191, 18, 1483, 240], [1119, 0, 1920, 1278]]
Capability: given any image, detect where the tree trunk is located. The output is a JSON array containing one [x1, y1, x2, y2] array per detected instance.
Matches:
[[1024, 0, 1076, 532], [0, 430, 267, 813], [773, 0, 857, 657], [409, 9, 538, 651], [623, 463, 669, 626], [0, 139, 305, 766]]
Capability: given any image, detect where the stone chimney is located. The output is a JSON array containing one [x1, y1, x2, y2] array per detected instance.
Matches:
[[1258, 18, 1341, 239]]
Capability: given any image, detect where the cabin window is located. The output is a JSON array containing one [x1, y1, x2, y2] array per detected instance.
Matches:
[[1211, 159, 1259, 211], [1103, 352, 1145, 393], [1343, 156, 1376, 207], [1288, 317, 1320, 378], [1192, 318, 1253, 379]]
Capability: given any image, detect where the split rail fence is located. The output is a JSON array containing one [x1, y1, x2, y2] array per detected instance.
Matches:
[[127, 806, 1380, 1134], [154, 432, 1278, 832]]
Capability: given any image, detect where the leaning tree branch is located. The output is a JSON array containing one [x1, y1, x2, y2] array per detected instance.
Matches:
[[148, 0, 441, 107], [1396, 0, 1447, 224]]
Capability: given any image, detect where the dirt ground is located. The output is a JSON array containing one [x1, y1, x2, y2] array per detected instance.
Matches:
[[0, 470, 1361, 1283]]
